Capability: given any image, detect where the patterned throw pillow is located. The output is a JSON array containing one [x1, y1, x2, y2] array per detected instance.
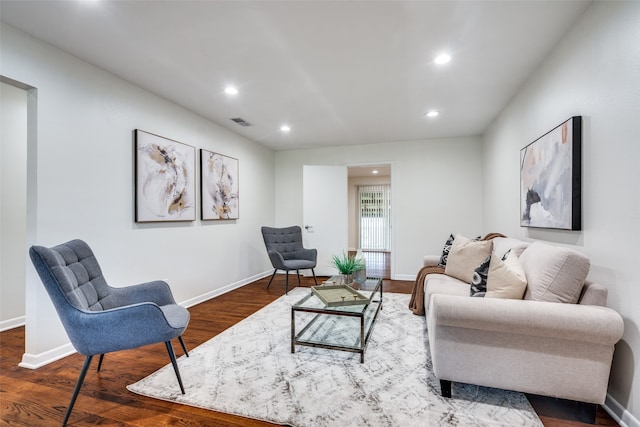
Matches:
[[438, 234, 455, 268], [470, 255, 491, 297]]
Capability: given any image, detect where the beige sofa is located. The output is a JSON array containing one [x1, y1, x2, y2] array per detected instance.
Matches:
[[423, 236, 624, 420]]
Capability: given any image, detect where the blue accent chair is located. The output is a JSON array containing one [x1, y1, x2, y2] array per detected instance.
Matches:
[[261, 226, 318, 294], [29, 239, 190, 426]]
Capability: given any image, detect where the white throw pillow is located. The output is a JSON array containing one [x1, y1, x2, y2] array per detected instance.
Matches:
[[486, 250, 527, 299], [445, 235, 493, 283]]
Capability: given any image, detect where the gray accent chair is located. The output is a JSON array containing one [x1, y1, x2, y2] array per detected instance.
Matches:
[[261, 226, 318, 294], [29, 239, 190, 426]]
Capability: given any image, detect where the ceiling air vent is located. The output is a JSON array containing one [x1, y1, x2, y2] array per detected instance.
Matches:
[[230, 117, 252, 127]]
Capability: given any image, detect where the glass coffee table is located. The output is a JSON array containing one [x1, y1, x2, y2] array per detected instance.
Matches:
[[291, 277, 382, 363]]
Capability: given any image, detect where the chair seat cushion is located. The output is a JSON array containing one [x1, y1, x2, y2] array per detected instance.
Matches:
[[159, 304, 190, 329], [282, 259, 316, 270]]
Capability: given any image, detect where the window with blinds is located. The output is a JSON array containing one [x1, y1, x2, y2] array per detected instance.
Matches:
[[358, 185, 391, 251]]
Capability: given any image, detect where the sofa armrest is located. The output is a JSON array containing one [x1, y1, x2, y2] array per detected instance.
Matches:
[[429, 294, 624, 346], [424, 255, 440, 267], [579, 281, 608, 306]]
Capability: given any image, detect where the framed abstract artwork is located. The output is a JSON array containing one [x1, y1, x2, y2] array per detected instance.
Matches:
[[135, 130, 196, 222], [200, 149, 239, 220], [520, 116, 582, 230]]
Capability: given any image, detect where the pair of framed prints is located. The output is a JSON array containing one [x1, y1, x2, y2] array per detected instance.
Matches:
[[134, 129, 238, 223]]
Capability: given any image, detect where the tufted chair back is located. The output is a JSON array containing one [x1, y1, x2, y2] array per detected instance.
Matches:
[[261, 225, 306, 260], [31, 239, 117, 312]]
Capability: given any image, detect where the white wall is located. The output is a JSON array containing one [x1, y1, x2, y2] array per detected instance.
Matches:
[[0, 82, 27, 330], [483, 2, 640, 425], [0, 23, 275, 366], [275, 137, 484, 279]]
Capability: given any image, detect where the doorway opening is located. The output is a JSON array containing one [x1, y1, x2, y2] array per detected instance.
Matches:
[[358, 184, 390, 251], [347, 165, 391, 279]]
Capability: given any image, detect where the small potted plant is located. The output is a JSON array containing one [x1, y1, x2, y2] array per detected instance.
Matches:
[[330, 252, 366, 285]]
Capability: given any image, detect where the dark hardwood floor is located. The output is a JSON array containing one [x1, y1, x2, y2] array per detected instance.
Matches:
[[348, 250, 391, 279], [0, 276, 618, 426]]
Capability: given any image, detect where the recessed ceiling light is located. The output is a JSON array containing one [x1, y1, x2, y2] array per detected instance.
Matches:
[[372, 170, 379, 174], [425, 111, 439, 118], [280, 125, 291, 133], [434, 53, 451, 65], [224, 86, 238, 95]]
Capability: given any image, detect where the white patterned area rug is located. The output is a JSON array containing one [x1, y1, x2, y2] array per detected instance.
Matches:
[[128, 289, 543, 427]]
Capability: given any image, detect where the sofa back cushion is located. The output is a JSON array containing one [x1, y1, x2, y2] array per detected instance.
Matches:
[[491, 237, 529, 259], [520, 242, 590, 304]]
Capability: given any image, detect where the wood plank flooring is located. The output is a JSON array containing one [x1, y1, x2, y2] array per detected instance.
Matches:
[[0, 276, 618, 426], [347, 250, 391, 279]]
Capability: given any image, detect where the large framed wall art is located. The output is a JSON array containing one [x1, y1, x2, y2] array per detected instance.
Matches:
[[520, 116, 582, 230], [200, 149, 239, 220], [135, 130, 196, 222]]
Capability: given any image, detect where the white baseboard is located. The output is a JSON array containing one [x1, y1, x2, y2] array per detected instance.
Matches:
[[604, 393, 639, 427], [179, 270, 272, 308], [20, 342, 75, 369], [393, 273, 416, 281], [0, 315, 25, 332], [19, 271, 274, 369]]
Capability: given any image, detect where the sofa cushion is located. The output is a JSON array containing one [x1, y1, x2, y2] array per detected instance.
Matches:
[[437, 234, 455, 268], [486, 250, 527, 299], [424, 273, 470, 312], [520, 242, 590, 304], [445, 235, 493, 283]]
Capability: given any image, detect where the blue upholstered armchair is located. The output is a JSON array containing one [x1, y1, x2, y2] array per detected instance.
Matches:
[[261, 226, 318, 294], [29, 239, 190, 426]]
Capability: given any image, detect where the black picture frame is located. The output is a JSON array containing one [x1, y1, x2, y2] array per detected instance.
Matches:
[[520, 116, 582, 230]]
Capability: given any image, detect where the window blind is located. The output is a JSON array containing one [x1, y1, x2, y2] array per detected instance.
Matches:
[[358, 184, 391, 251]]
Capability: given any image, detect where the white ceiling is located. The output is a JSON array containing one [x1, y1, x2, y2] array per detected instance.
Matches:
[[348, 164, 391, 178], [0, 1, 590, 151]]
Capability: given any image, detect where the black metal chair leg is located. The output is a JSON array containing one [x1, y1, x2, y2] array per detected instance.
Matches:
[[96, 354, 105, 372], [178, 335, 189, 357], [165, 341, 185, 394], [266, 269, 278, 289], [311, 268, 318, 285], [296, 270, 301, 285], [285, 271, 289, 295], [62, 355, 93, 426]]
